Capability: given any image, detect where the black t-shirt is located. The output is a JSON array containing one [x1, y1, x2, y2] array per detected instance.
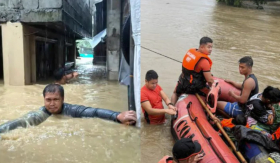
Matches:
[[245, 93, 271, 124]]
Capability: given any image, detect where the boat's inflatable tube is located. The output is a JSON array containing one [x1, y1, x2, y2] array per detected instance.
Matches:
[[213, 77, 241, 103], [171, 77, 241, 163]]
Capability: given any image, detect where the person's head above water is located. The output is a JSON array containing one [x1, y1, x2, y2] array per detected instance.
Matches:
[[54, 68, 67, 84], [238, 56, 253, 75], [172, 138, 204, 163], [262, 86, 280, 104], [43, 84, 64, 114], [145, 70, 158, 90], [198, 36, 213, 55]]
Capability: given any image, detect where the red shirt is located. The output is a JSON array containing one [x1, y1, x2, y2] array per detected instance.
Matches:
[[141, 85, 165, 124], [194, 58, 211, 72]]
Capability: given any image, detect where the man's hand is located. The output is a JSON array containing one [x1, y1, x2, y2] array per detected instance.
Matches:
[[193, 153, 205, 162], [165, 109, 177, 115], [117, 110, 137, 125], [212, 116, 220, 124], [228, 90, 234, 97], [224, 79, 232, 84], [168, 104, 177, 111], [73, 72, 78, 78]]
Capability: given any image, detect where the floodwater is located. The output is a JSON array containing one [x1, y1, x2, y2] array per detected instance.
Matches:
[[141, 0, 280, 162], [0, 58, 140, 163]]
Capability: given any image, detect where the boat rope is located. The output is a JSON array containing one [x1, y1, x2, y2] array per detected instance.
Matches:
[[141, 46, 182, 63], [186, 102, 226, 163]]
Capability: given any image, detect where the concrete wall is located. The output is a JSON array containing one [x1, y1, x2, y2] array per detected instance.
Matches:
[[1, 22, 39, 85], [106, 0, 121, 80], [23, 25, 32, 84], [0, 0, 94, 38], [1, 22, 26, 85], [0, 21, 78, 85], [62, 0, 92, 38]]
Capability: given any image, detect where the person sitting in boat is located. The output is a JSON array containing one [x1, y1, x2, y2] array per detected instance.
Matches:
[[171, 37, 214, 104], [54, 67, 79, 85], [220, 86, 280, 163], [221, 86, 280, 134], [245, 86, 280, 132], [141, 70, 177, 124], [158, 138, 204, 163], [0, 84, 137, 134], [243, 86, 280, 141], [217, 56, 259, 118]]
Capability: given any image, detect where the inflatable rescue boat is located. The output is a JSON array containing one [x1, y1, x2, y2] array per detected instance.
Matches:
[[171, 77, 241, 163]]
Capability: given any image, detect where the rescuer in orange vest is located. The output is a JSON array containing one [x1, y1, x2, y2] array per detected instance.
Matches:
[[171, 37, 214, 104]]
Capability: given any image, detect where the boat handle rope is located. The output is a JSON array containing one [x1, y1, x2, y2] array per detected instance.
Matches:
[[186, 101, 227, 163], [195, 93, 247, 163], [186, 102, 198, 122], [141, 46, 182, 63], [176, 120, 187, 132]]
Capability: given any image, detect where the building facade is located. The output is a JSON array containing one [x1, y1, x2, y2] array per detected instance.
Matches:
[[0, 0, 95, 85]]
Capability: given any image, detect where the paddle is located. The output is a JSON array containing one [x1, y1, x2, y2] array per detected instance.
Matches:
[[195, 93, 247, 163]]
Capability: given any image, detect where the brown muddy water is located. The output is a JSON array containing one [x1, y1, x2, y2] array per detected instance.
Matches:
[[141, 0, 280, 162], [0, 58, 140, 163]]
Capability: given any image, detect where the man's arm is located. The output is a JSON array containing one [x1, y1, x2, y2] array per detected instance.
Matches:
[[203, 71, 214, 87], [199, 59, 214, 87], [224, 79, 242, 89], [251, 111, 274, 125], [64, 104, 136, 125], [171, 92, 178, 106], [141, 101, 176, 115], [0, 109, 50, 134], [229, 78, 255, 104], [65, 70, 78, 81], [160, 90, 177, 111]]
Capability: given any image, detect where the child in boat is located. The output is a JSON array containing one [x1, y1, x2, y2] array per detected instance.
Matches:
[[158, 138, 204, 163]]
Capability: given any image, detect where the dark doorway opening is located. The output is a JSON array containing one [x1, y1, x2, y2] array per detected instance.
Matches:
[[35, 41, 56, 81], [93, 1, 107, 65], [0, 27, 3, 80]]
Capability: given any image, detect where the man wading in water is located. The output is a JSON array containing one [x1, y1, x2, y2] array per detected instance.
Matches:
[[53, 67, 79, 85], [0, 84, 137, 134]]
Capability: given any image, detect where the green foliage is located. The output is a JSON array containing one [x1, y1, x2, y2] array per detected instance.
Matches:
[[253, 0, 267, 6], [76, 39, 92, 49], [217, 0, 242, 7], [217, 0, 267, 7], [76, 39, 93, 54]]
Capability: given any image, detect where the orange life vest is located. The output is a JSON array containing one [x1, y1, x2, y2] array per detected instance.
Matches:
[[221, 118, 236, 129], [181, 49, 212, 85], [182, 48, 212, 71], [158, 156, 173, 163]]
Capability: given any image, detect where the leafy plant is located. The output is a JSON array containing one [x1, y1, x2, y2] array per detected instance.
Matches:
[[217, 0, 267, 7], [253, 0, 267, 6], [217, 0, 242, 7]]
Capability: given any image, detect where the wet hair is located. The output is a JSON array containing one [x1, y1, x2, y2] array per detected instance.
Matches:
[[262, 86, 280, 103], [239, 56, 253, 67], [145, 70, 158, 81], [233, 114, 247, 126], [199, 37, 213, 45], [43, 84, 64, 98], [53, 68, 65, 81]]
